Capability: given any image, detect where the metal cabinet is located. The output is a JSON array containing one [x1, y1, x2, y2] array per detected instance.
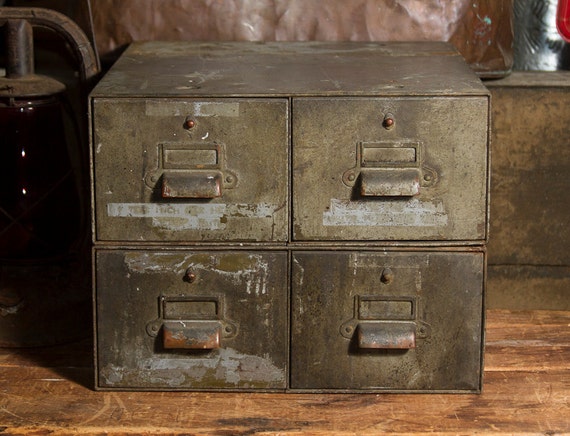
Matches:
[[90, 42, 489, 392]]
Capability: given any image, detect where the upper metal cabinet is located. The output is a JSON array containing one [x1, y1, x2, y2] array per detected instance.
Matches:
[[92, 98, 289, 242], [90, 41, 488, 245], [91, 42, 489, 98], [292, 96, 489, 241]]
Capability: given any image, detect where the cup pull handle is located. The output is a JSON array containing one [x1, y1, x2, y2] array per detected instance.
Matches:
[[162, 320, 222, 349], [357, 321, 416, 349], [360, 168, 421, 197], [161, 171, 222, 199]]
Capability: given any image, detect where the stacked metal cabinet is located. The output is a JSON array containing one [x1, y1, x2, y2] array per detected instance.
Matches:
[[90, 42, 489, 392]]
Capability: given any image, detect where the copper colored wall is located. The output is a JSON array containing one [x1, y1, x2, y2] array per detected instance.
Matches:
[[89, 0, 512, 77]]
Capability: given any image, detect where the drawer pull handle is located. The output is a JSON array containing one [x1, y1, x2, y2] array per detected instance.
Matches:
[[357, 321, 416, 349], [161, 171, 222, 198], [162, 320, 221, 349], [360, 168, 420, 197]]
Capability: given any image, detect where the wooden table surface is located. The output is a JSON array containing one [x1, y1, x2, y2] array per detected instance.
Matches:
[[0, 309, 568, 435]]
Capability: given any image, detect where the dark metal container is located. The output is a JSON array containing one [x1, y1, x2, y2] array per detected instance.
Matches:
[[90, 42, 489, 392]]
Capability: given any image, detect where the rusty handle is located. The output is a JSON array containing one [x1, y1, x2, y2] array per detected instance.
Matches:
[[359, 168, 421, 197], [0, 7, 100, 84], [357, 322, 416, 349], [161, 171, 223, 199], [162, 320, 222, 350]]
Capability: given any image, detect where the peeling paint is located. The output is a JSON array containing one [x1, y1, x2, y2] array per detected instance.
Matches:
[[100, 347, 285, 388], [144, 99, 239, 117], [322, 198, 448, 227], [107, 202, 276, 231], [123, 252, 270, 296]]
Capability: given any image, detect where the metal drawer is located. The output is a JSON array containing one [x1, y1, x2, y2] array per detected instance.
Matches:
[[95, 249, 288, 390], [91, 98, 289, 242], [290, 250, 484, 392], [292, 97, 489, 242]]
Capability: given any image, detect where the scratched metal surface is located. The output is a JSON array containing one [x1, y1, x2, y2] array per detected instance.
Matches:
[[90, 41, 489, 98], [95, 249, 288, 390], [91, 42, 488, 392], [292, 96, 489, 242], [92, 98, 289, 243], [290, 250, 485, 392]]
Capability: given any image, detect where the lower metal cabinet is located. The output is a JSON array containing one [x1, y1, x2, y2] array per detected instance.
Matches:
[[290, 250, 485, 393], [95, 248, 484, 392], [95, 249, 288, 390]]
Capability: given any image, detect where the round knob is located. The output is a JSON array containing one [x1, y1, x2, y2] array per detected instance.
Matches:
[[184, 269, 196, 283], [381, 268, 394, 284], [382, 113, 395, 130], [184, 117, 196, 129]]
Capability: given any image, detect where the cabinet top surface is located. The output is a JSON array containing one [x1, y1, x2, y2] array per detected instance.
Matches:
[[91, 41, 489, 98]]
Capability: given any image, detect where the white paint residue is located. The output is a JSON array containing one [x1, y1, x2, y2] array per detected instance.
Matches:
[[193, 101, 239, 117], [107, 202, 275, 231], [242, 255, 269, 296], [130, 347, 285, 387], [350, 252, 359, 276], [144, 99, 238, 117], [292, 257, 305, 315], [124, 253, 269, 292], [415, 269, 422, 293], [125, 252, 269, 295], [322, 198, 448, 227]]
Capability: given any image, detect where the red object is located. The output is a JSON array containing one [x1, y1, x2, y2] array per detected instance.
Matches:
[[557, 0, 570, 42]]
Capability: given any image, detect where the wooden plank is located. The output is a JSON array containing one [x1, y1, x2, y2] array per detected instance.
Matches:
[[0, 310, 568, 434], [486, 71, 570, 87], [487, 265, 570, 310], [485, 309, 570, 330], [487, 80, 570, 266], [483, 72, 570, 309], [0, 368, 568, 434], [484, 309, 570, 372]]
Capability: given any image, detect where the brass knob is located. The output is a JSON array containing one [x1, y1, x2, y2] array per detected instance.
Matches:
[[382, 113, 395, 130], [184, 269, 196, 283], [184, 117, 196, 129], [381, 268, 394, 284]]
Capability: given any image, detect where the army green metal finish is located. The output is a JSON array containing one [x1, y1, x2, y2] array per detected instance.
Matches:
[[91, 41, 488, 98], [291, 250, 485, 392], [292, 97, 489, 242], [95, 249, 288, 390], [92, 98, 289, 242], [90, 42, 489, 392]]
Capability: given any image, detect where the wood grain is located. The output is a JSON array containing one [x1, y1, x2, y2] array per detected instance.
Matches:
[[487, 80, 570, 266], [0, 310, 569, 435]]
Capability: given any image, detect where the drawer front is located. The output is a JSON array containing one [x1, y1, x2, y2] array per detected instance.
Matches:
[[290, 250, 484, 392], [292, 97, 489, 241], [92, 98, 289, 242], [95, 249, 288, 390]]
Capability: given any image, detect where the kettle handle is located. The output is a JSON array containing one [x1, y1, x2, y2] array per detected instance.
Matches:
[[0, 7, 100, 85]]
